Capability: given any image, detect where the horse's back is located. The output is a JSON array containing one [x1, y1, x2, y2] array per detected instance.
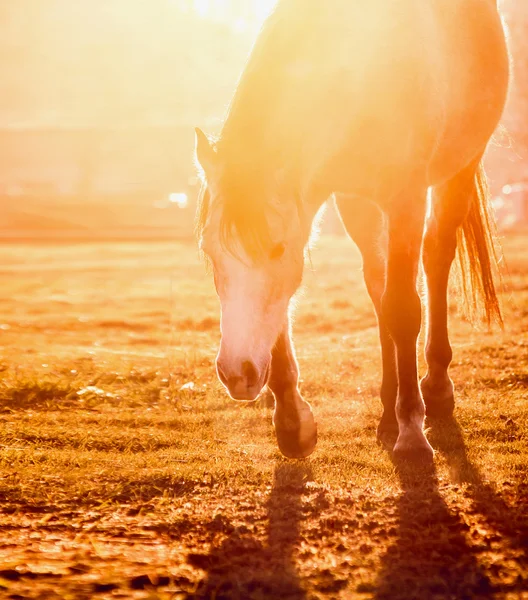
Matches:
[[302, 0, 509, 191], [221, 0, 509, 197]]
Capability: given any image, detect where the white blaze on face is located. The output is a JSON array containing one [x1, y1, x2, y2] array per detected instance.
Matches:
[[193, 125, 307, 400], [215, 249, 291, 400]]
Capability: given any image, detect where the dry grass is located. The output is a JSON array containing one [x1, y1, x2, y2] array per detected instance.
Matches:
[[0, 234, 526, 599]]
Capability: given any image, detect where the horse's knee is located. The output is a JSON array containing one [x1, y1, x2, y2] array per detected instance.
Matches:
[[381, 286, 421, 345]]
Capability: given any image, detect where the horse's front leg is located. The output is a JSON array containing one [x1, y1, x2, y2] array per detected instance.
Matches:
[[269, 324, 317, 459], [382, 189, 434, 462]]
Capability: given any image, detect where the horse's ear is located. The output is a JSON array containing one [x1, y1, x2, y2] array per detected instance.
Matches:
[[194, 127, 217, 177]]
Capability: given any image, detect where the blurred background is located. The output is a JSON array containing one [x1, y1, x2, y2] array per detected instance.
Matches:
[[0, 0, 527, 240]]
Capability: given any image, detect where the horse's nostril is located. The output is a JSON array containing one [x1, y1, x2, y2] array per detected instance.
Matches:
[[217, 360, 261, 392], [242, 360, 259, 387]]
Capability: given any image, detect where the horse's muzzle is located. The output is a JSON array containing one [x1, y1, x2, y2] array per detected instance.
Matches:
[[217, 358, 270, 400]]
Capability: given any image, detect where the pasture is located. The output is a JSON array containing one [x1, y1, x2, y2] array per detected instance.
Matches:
[[0, 232, 526, 599]]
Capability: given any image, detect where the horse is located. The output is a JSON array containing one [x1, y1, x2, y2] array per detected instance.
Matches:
[[194, 0, 509, 462]]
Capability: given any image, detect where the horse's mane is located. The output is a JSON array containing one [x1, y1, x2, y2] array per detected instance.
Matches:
[[196, 169, 281, 261], [197, 0, 315, 259]]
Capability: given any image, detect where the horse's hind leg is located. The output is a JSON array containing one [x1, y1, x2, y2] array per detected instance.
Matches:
[[421, 160, 479, 417], [335, 197, 398, 445], [269, 323, 317, 459], [383, 186, 434, 461]]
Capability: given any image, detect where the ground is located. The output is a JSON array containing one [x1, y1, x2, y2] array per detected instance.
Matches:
[[0, 233, 526, 600]]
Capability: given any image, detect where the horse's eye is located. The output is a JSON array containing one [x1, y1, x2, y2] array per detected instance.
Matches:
[[270, 242, 286, 261]]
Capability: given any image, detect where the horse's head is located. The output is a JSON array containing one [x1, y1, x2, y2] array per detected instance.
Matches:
[[195, 129, 306, 400]]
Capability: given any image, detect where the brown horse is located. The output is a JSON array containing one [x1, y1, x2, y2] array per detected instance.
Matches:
[[195, 0, 509, 461]]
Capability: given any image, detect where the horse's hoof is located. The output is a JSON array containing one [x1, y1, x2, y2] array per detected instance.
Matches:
[[274, 403, 317, 459], [421, 375, 455, 419], [393, 438, 435, 465], [275, 424, 318, 459]]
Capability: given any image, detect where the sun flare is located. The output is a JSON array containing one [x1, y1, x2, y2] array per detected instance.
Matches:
[[0, 0, 526, 597], [191, 0, 276, 22]]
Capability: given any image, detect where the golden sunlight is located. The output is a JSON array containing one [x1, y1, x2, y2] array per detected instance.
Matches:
[[0, 1, 527, 598], [191, 0, 276, 23], [169, 192, 189, 208]]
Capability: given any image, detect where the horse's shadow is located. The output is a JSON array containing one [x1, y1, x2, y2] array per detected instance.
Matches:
[[430, 417, 527, 567], [190, 462, 312, 600], [374, 417, 527, 599]]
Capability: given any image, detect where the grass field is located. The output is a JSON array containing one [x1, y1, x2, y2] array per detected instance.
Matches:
[[0, 233, 527, 599]]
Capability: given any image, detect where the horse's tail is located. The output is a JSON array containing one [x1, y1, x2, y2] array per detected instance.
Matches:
[[456, 161, 503, 326]]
